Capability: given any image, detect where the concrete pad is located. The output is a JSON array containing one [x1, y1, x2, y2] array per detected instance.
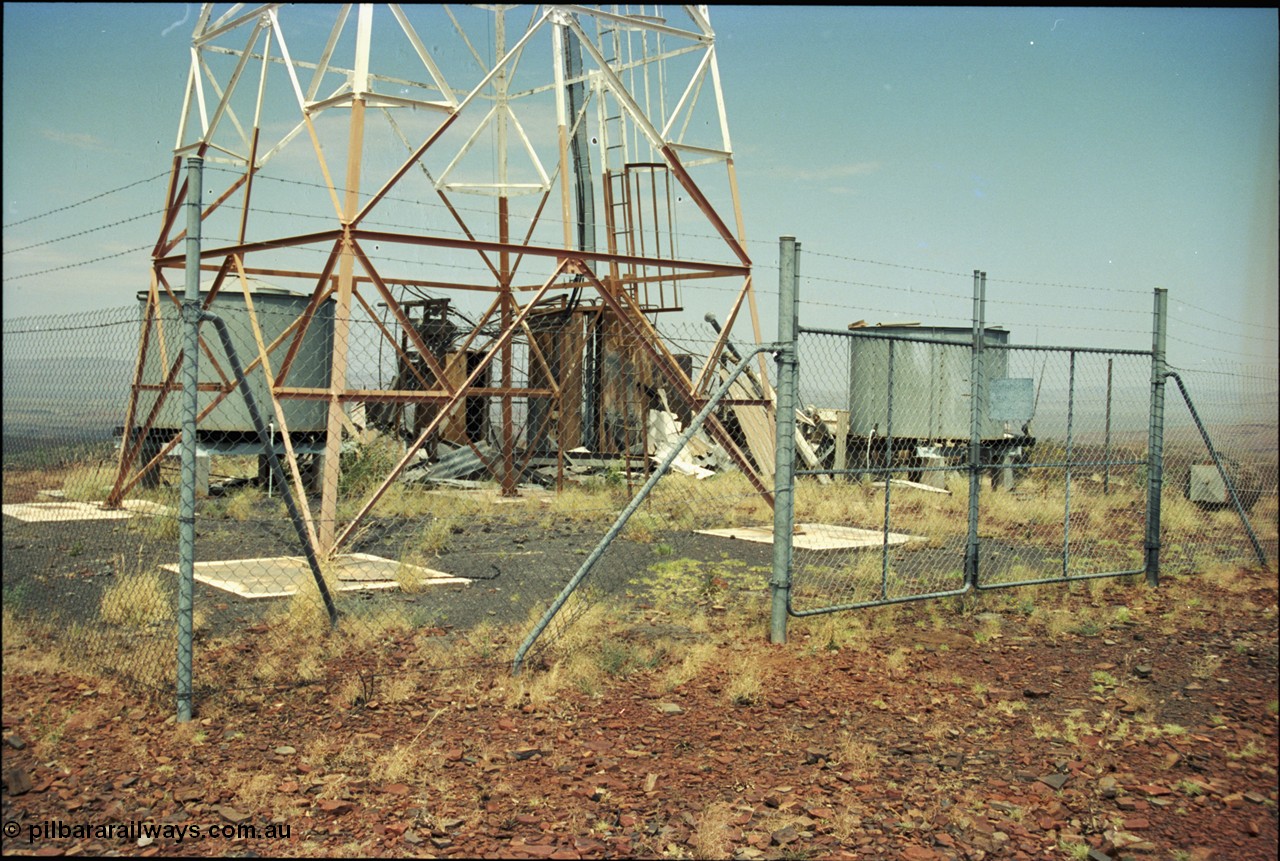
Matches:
[[160, 553, 469, 599], [696, 522, 918, 551], [2, 499, 173, 523]]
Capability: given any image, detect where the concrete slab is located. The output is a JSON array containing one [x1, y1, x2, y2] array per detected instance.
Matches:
[[159, 553, 469, 599], [696, 522, 918, 551], [2, 499, 173, 523]]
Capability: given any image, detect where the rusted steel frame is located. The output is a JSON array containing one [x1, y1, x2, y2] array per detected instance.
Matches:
[[352, 110, 462, 228], [723, 156, 770, 390], [601, 170, 621, 284], [108, 274, 164, 508], [582, 265, 774, 505], [349, 287, 435, 393], [444, 292, 504, 379], [105, 351, 184, 506], [331, 260, 572, 553], [663, 166, 677, 308], [152, 263, 237, 396], [162, 257, 238, 390], [237, 127, 260, 244], [110, 267, 317, 506], [433, 186, 501, 283], [315, 88, 371, 555], [110, 287, 321, 506], [692, 274, 751, 396], [160, 171, 251, 258], [351, 240, 454, 388], [511, 313, 565, 483], [499, 198, 517, 497], [180, 263, 498, 293], [659, 145, 750, 268], [350, 228, 748, 277], [351, 239, 503, 480], [301, 111, 345, 222], [154, 230, 344, 267], [111, 363, 270, 505], [620, 269, 721, 287], [274, 387, 555, 401], [509, 185, 555, 278], [229, 252, 322, 548], [195, 264, 237, 390], [520, 317, 561, 399], [275, 242, 342, 387], [152, 155, 185, 258]]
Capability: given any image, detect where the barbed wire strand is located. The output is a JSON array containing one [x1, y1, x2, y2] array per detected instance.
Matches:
[[3, 210, 163, 256], [2, 171, 169, 229]]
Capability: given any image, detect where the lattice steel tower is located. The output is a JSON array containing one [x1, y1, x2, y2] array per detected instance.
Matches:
[[111, 4, 770, 558]]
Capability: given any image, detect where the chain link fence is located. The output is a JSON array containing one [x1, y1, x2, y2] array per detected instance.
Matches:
[[1158, 360, 1278, 573], [3, 301, 786, 697], [791, 328, 1161, 614], [3, 307, 183, 692], [3, 290, 1274, 704]]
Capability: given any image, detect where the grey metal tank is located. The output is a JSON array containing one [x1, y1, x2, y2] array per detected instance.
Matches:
[[135, 281, 334, 436], [846, 325, 1024, 441]]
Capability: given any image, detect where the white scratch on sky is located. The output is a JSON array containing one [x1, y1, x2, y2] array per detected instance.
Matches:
[[161, 4, 191, 38]]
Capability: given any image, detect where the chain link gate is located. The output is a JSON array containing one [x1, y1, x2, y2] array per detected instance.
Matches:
[[786, 328, 1158, 616]]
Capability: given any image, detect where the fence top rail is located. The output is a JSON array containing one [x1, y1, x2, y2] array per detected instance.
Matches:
[[797, 324, 1153, 357]]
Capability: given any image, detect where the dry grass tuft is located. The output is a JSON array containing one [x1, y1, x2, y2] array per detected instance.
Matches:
[[659, 641, 718, 692], [100, 563, 171, 628], [724, 651, 764, 706], [691, 801, 737, 859], [837, 735, 879, 778]]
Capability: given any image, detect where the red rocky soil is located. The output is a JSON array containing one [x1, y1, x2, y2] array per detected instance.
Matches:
[[3, 568, 1277, 860]]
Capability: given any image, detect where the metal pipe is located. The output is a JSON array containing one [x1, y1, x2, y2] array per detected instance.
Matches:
[[1145, 288, 1168, 586], [881, 341, 896, 600], [177, 156, 203, 723], [1104, 358, 1113, 494], [1064, 350, 1077, 579], [975, 567, 1146, 592], [770, 237, 799, 644], [964, 270, 985, 589]]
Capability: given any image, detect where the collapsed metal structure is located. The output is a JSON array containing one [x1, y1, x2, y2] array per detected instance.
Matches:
[[109, 4, 772, 556]]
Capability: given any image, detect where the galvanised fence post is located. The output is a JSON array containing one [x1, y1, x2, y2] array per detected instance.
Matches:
[[1145, 287, 1168, 587], [771, 236, 799, 644], [964, 270, 986, 590], [177, 155, 202, 723]]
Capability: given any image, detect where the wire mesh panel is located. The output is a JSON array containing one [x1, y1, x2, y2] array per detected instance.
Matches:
[[6, 299, 1271, 697], [977, 346, 1153, 587], [789, 327, 1158, 615], [4, 244, 779, 701], [2, 308, 182, 693], [791, 328, 977, 611], [1158, 362, 1278, 573]]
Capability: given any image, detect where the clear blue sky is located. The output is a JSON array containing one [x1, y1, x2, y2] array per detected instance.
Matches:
[[3, 5, 1276, 370]]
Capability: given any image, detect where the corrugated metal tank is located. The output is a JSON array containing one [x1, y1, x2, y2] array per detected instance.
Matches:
[[847, 325, 1010, 440], [136, 282, 334, 434]]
